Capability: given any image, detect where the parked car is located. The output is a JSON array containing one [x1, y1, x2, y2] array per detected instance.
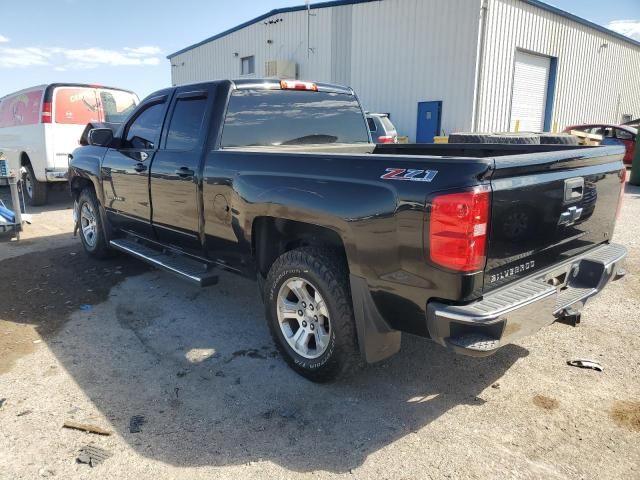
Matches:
[[564, 124, 637, 165], [0, 83, 139, 205], [69, 78, 626, 382], [366, 112, 398, 143]]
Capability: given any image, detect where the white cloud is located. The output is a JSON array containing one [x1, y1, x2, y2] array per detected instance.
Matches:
[[0, 34, 9, 43], [0, 47, 49, 67], [607, 19, 640, 41], [0, 45, 162, 69]]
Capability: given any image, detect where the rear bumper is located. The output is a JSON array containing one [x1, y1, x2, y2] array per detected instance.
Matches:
[[45, 168, 68, 182], [426, 243, 627, 357]]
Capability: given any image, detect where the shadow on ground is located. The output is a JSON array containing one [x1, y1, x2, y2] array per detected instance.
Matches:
[[0, 184, 71, 214], [24, 259, 528, 474]]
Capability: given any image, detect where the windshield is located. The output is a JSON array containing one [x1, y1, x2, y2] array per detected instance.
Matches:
[[54, 87, 138, 125], [221, 89, 370, 147], [100, 89, 138, 123]]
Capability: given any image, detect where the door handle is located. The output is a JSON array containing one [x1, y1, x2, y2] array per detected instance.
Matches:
[[134, 163, 147, 173], [175, 167, 195, 177]]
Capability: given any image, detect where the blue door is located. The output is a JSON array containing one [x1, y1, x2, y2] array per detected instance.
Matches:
[[416, 101, 442, 143]]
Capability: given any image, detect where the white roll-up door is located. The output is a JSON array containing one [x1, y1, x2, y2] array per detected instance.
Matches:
[[509, 51, 551, 132]]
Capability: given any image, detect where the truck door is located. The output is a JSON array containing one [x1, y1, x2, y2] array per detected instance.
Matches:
[[102, 95, 168, 236], [150, 86, 212, 251]]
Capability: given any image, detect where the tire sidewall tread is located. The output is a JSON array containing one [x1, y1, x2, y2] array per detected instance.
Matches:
[[77, 188, 110, 259], [265, 247, 361, 382]]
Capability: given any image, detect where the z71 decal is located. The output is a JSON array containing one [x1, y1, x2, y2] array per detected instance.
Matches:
[[380, 168, 438, 182]]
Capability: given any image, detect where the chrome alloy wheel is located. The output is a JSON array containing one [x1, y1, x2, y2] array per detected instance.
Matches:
[[24, 170, 33, 199], [276, 277, 331, 359], [80, 201, 98, 248]]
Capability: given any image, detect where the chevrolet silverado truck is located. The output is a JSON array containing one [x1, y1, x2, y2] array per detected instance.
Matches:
[[68, 79, 627, 381]]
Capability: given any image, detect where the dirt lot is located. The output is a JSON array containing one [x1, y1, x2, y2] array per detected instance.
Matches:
[[0, 182, 639, 479]]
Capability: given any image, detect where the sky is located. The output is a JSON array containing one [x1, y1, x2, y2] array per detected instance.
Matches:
[[0, 0, 638, 99]]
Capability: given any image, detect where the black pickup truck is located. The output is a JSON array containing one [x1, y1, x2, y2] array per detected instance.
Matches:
[[69, 79, 627, 381]]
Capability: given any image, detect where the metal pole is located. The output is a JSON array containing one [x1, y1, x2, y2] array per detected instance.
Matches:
[[629, 132, 640, 186], [8, 173, 23, 236], [307, 0, 311, 59]]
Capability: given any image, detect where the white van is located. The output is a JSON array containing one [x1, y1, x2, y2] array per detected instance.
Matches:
[[0, 84, 138, 205]]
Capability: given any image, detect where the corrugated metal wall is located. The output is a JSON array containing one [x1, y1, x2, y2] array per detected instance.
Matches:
[[169, 7, 335, 86], [348, 0, 481, 139], [170, 0, 482, 141], [170, 0, 640, 139], [477, 0, 640, 132]]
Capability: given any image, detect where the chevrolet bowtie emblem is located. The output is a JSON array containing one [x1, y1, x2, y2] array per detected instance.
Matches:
[[558, 206, 583, 226]]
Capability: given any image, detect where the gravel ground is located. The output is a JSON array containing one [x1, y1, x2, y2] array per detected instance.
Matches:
[[0, 182, 638, 480]]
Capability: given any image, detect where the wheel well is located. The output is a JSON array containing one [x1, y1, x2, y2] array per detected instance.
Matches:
[[253, 217, 347, 277], [20, 152, 30, 166], [70, 177, 94, 198]]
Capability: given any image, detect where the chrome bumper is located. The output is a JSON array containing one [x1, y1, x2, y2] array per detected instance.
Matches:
[[426, 243, 627, 357], [45, 168, 68, 181]]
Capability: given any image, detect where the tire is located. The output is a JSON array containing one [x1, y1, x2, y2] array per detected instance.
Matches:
[[448, 133, 494, 144], [487, 133, 541, 144], [539, 133, 579, 145], [77, 187, 110, 259], [23, 162, 48, 206], [264, 247, 361, 382]]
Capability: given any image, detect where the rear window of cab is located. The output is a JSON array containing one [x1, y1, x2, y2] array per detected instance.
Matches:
[[221, 89, 370, 147]]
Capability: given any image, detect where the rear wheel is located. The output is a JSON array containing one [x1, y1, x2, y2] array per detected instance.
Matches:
[[23, 162, 48, 206], [77, 187, 110, 259], [448, 133, 494, 144], [264, 247, 361, 382], [539, 133, 579, 145]]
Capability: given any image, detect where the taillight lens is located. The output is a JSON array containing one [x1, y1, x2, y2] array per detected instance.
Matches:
[[429, 187, 490, 272], [41, 101, 52, 124], [280, 80, 318, 91], [377, 135, 394, 144]]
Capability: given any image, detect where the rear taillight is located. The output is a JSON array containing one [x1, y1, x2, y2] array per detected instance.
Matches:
[[429, 186, 490, 272], [280, 80, 318, 91], [41, 101, 52, 123], [616, 167, 626, 221], [377, 135, 394, 144]]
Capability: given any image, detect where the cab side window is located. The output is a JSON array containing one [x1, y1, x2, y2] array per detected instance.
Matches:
[[124, 102, 165, 150], [165, 98, 207, 151]]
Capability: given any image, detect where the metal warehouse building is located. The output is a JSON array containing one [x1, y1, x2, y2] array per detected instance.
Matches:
[[167, 0, 640, 142]]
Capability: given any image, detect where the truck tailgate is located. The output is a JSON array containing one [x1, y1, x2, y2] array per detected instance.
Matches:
[[484, 146, 625, 292]]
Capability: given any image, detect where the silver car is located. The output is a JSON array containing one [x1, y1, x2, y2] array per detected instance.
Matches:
[[366, 113, 398, 144]]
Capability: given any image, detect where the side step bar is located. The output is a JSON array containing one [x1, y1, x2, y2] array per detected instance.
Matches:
[[110, 238, 218, 287]]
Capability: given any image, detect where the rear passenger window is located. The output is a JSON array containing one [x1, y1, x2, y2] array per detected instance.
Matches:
[[166, 98, 207, 150]]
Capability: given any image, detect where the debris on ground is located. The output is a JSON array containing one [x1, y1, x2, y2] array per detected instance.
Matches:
[[76, 445, 112, 467], [38, 467, 55, 477], [491, 382, 500, 389], [0, 398, 5, 409], [533, 395, 560, 411], [567, 359, 603, 371], [79, 304, 93, 311], [63, 420, 112, 436], [129, 415, 146, 433], [610, 401, 640, 432], [16, 410, 32, 417]]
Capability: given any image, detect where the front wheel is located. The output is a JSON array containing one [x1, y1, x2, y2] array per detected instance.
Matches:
[[77, 188, 110, 259], [264, 247, 361, 382]]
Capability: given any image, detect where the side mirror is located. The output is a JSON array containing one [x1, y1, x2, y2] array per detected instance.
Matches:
[[88, 128, 114, 147]]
